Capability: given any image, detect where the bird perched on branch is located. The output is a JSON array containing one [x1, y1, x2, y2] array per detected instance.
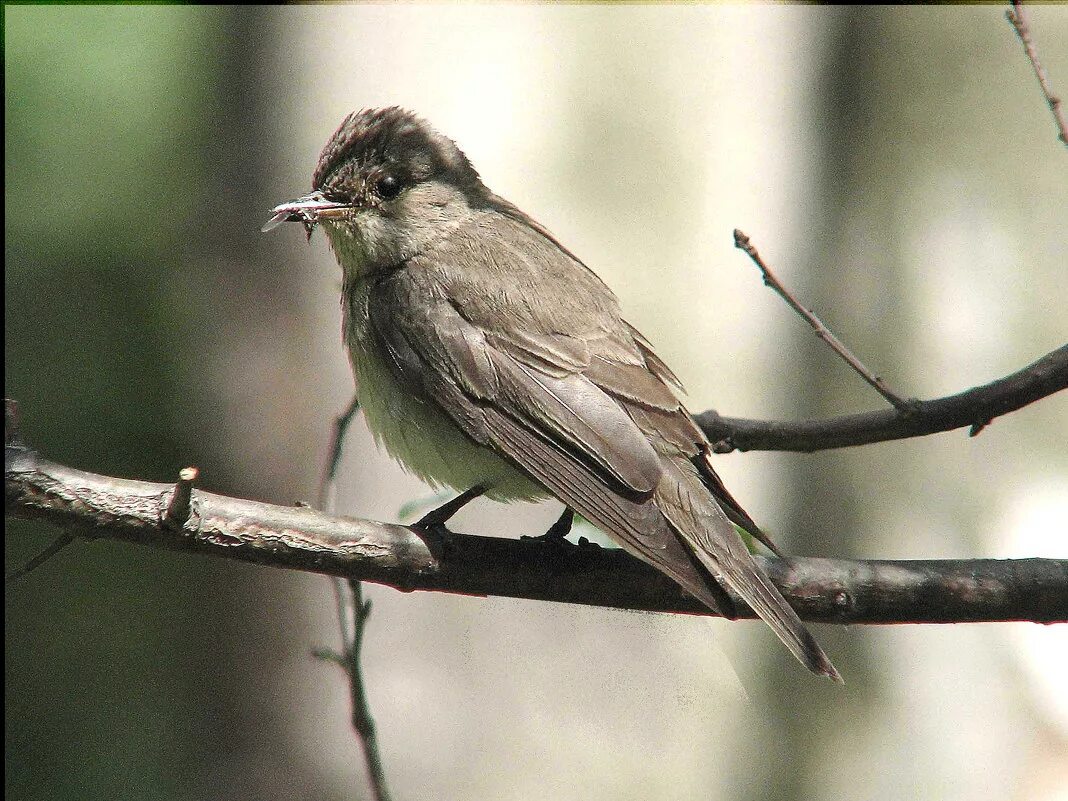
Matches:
[[265, 107, 840, 682]]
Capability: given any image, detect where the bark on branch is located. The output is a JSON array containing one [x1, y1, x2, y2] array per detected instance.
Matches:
[[7, 440, 1066, 626]]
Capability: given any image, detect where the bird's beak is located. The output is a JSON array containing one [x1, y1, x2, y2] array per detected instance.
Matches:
[[261, 191, 351, 233]]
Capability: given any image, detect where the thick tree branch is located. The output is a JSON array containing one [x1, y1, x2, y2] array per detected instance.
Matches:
[[697, 343, 1068, 453], [7, 441, 1066, 625]]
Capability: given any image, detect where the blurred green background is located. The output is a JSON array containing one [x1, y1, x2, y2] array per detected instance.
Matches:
[[6, 7, 221, 800], [6, 6, 1067, 801]]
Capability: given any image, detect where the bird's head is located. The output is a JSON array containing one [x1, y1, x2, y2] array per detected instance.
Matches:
[[264, 107, 486, 276]]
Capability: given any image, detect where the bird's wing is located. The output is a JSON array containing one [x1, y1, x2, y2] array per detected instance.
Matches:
[[618, 322, 783, 555], [366, 265, 731, 604], [366, 260, 838, 680]]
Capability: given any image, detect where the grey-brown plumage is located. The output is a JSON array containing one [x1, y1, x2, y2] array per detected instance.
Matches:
[[268, 107, 841, 681]]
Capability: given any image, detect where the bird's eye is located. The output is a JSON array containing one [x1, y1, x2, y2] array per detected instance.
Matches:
[[374, 174, 403, 200]]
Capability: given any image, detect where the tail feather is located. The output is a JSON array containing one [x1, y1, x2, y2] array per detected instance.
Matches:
[[657, 462, 843, 683], [711, 550, 842, 682]]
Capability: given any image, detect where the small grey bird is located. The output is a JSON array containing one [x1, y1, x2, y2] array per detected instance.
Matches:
[[266, 107, 840, 681]]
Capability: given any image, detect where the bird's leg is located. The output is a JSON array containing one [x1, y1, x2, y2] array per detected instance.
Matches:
[[413, 484, 486, 532], [543, 507, 575, 540], [522, 507, 575, 543]]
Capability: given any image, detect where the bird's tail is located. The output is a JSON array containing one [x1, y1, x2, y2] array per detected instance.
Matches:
[[708, 543, 842, 682], [656, 463, 842, 683]]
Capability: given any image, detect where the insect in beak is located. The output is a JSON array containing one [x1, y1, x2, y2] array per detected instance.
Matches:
[[261, 191, 350, 238]]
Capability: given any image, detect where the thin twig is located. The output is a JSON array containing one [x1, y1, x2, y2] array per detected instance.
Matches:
[[1006, 1, 1068, 147], [347, 584, 391, 798], [163, 466, 198, 529], [6, 532, 76, 583], [314, 395, 392, 801], [733, 229, 916, 412], [697, 343, 1067, 452], [319, 395, 362, 512], [317, 399, 361, 653]]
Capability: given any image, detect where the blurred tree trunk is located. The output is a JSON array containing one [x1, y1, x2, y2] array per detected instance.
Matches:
[[743, 11, 878, 801], [176, 7, 346, 800], [746, 7, 1068, 801]]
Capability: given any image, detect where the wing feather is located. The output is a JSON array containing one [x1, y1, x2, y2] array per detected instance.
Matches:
[[372, 271, 664, 500]]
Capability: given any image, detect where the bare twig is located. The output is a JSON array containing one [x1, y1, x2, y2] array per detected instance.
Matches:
[[312, 396, 392, 801], [7, 435, 1066, 625], [318, 397, 362, 684], [6, 532, 76, 583], [163, 466, 199, 529], [733, 229, 915, 411], [698, 343, 1067, 452], [1006, 1, 1068, 147], [4, 399, 78, 582], [319, 396, 362, 512], [318, 403, 362, 618]]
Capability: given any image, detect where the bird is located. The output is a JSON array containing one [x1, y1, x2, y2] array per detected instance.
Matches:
[[264, 107, 841, 682]]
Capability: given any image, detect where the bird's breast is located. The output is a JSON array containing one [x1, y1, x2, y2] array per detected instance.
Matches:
[[342, 281, 546, 502]]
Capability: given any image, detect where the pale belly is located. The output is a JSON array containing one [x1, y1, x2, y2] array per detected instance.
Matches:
[[347, 312, 548, 504]]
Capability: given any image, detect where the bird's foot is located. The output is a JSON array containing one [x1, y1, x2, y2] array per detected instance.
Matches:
[[412, 485, 486, 552], [413, 484, 486, 531], [521, 508, 575, 545]]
